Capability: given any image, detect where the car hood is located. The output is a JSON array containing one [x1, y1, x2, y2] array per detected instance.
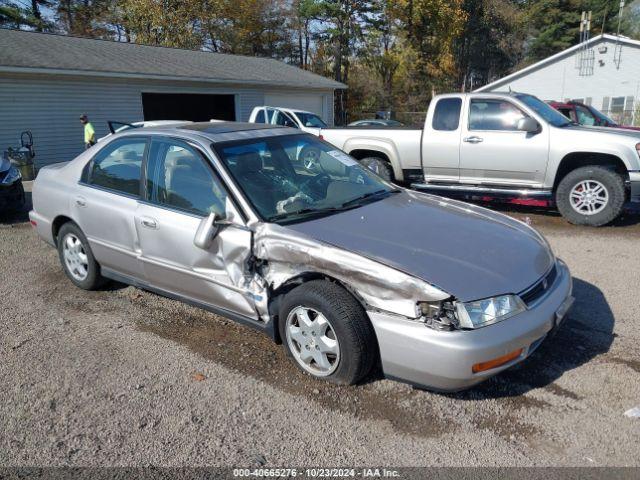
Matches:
[[285, 190, 554, 302], [564, 124, 640, 139]]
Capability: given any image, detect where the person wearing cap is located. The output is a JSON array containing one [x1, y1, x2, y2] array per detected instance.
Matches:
[[80, 114, 96, 149]]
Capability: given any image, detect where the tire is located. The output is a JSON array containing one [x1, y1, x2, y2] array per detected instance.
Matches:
[[57, 222, 106, 290], [278, 280, 377, 385], [358, 157, 394, 182], [555, 166, 626, 226], [298, 146, 322, 172]]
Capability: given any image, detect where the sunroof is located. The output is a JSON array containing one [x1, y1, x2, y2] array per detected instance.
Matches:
[[179, 122, 284, 134]]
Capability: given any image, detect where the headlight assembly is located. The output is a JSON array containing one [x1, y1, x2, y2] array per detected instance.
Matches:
[[1, 166, 21, 185], [455, 294, 526, 329]]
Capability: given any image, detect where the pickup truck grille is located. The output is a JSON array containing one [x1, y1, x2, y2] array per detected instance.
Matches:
[[519, 264, 557, 306]]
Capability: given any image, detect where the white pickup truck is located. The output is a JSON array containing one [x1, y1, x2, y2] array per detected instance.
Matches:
[[314, 92, 640, 226], [248, 106, 328, 134]]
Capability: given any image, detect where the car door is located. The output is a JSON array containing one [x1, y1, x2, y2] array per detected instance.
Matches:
[[75, 136, 148, 279], [422, 96, 463, 182], [135, 137, 258, 319], [459, 98, 549, 187]]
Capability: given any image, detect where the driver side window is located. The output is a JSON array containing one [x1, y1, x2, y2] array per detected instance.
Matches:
[[469, 99, 527, 131], [275, 111, 298, 128], [575, 106, 596, 126], [146, 139, 227, 217]]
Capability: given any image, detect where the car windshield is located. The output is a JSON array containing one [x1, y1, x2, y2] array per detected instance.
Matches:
[[214, 134, 397, 223], [516, 94, 572, 127], [293, 112, 327, 128], [589, 106, 617, 125]]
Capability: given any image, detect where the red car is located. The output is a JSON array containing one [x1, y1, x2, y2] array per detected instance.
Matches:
[[548, 100, 640, 131]]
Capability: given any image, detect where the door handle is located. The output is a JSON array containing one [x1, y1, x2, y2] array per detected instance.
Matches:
[[463, 136, 484, 144], [75, 196, 87, 207], [140, 217, 158, 229]]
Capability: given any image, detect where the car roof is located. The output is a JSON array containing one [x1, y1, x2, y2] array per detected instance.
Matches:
[[263, 106, 316, 115], [547, 101, 573, 108], [119, 121, 300, 143]]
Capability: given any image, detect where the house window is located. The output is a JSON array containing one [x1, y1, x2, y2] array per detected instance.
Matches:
[[611, 97, 625, 113]]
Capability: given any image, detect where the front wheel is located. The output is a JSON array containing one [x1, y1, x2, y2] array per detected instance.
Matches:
[[279, 280, 377, 385], [358, 157, 394, 182], [555, 166, 626, 226]]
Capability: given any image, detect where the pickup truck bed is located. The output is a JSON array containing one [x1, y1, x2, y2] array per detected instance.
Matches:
[[319, 127, 424, 183]]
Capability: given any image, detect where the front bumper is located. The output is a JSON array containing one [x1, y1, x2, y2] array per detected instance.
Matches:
[[0, 180, 25, 211], [368, 259, 573, 392]]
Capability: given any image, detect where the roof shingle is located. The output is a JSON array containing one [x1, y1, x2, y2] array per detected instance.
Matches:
[[0, 28, 344, 89]]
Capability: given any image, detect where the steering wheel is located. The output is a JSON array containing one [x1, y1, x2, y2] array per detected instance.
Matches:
[[302, 173, 332, 200]]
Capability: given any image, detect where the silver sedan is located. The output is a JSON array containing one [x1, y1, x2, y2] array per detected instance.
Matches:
[[29, 122, 573, 391]]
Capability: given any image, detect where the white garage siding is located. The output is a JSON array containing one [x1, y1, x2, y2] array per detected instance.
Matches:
[[0, 74, 334, 167]]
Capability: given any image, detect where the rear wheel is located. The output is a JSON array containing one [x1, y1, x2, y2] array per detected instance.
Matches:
[[57, 222, 106, 290], [279, 280, 377, 385], [555, 166, 625, 226], [358, 157, 393, 182]]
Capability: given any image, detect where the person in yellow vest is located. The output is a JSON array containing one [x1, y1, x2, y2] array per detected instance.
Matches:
[[80, 114, 96, 149]]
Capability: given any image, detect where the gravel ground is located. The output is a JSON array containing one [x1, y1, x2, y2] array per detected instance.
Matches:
[[1, 191, 639, 467]]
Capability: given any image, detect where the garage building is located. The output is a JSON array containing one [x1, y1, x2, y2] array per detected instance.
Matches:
[[0, 28, 344, 166]]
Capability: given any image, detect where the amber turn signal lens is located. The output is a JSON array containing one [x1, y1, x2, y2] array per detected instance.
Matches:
[[472, 348, 523, 374]]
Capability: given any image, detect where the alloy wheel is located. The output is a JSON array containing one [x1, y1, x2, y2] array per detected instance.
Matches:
[[285, 306, 340, 377], [62, 233, 89, 281], [569, 180, 609, 215], [301, 148, 320, 171]]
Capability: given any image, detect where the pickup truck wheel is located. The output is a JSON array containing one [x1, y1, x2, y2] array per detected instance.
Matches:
[[359, 157, 393, 182], [57, 222, 106, 290], [279, 280, 377, 385], [298, 146, 321, 172], [555, 166, 625, 226]]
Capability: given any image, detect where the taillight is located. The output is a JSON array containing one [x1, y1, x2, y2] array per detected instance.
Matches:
[[319, 134, 324, 141]]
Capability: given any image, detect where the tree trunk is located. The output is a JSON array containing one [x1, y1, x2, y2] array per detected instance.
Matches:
[[31, 0, 42, 31]]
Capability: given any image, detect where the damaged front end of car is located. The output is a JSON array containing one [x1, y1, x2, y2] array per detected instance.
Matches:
[[248, 223, 454, 328]]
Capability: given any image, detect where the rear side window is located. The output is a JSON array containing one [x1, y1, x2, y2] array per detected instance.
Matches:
[[432, 98, 462, 131], [88, 138, 146, 196], [254, 110, 266, 123]]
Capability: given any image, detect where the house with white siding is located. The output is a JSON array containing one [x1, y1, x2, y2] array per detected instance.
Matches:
[[476, 34, 640, 126], [0, 28, 344, 166]]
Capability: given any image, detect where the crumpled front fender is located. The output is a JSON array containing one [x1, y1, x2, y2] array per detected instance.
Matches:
[[254, 223, 449, 318]]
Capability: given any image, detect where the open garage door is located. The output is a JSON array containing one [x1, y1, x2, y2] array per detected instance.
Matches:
[[264, 93, 325, 120], [142, 93, 236, 122]]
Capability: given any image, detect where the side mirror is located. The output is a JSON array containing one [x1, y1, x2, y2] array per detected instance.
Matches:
[[194, 212, 219, 250], [517, 117, 540, 133]]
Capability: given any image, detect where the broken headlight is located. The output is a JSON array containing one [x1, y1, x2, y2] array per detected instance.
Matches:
[[418, 300, 459, 331], [419, 294, 526, 330], [455, 295, 526, 329]]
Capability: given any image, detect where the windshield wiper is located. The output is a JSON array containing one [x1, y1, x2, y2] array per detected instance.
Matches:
[[267, 206, 345, 222], [341, 188, 400, 208], [267, 189, 400, 223]]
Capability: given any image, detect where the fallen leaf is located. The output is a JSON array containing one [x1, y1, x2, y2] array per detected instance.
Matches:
[[192, 372, 207, 382]]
